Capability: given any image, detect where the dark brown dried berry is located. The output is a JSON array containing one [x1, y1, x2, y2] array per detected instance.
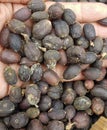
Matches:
[[62, 87, 76, 104], [31, 11, 49, 22], [39, 112, 49, 125], [58, 49, 67, 65], [25, 84, 41, 106], [48, 3, 64, 20], [44, 50, 60, 68], [73, 81, 87, 96], [62, 35, 74, 49], [19, 98, 31, 110], [83, 23, 96, 41], [13, 7, 31, 21], [37, 81, 49, 95], [9, 86, 23, 103], [42, 34, 62, 50], [10, 112, 29, 129], [92, 59, 103, 69], [20, 57, 35, 67], [8, 19, 26, 34], [32, 19, 52, 39], [43, 69, 60, 86], [76, 36, 89, 49], [52, 100, 64, 110], [39, 95, 52, 111], [26, 107, 40, 119], [70, 22, 82, 38], [83, 67, 101, 80], [74, 96, 91, 110], [31, 63, 43, 82], [18, 65, 32, 82], [0, 27, 10, 47], [27, 119, 44, 130], [73, 112, 90, 129], [48, 109, 66, 120], [91, 87, 107, 100], [63, 9, 76, 25], [89, 36, 103, 54], [3, 116, 11, 127], [0, 99, 15, 117], [65, 105, 76, 122], [0, 49, 21, 64], [98, 17, 107, 26], [48, 83, 63, 100], [91, 97, 104, 115], [47, 120, 64, 130], [53, 20, 69, 38], [4, 67, 17, 85], [27, 0, 46, 12], [0, 122, 8, 130], [63, 65, 81, 80], [84, 80, 94, 90]]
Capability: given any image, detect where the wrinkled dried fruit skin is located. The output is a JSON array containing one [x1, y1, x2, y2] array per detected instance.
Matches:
[[33, 20, 52, 39], [18, 65, 31, 82], [0, 99, 15, 117], [31, 11, 49, 22], [91, 97, 104, 115], [0, 49, 21, 64], [27, 119, 44, 130], [47, 120, 64, 130], [52, 100, 64, 110], [70, 22, 82, 38], [19, 98, 31, 110], [43, 35, 62, 50], [83, 67, 101, 80], [48, 109, 66, 120], [83, 23, 96, 41], [0, 27, 10, 47], [53, 20, 69, 38], [9, 86, 23, 103], [74, 96, 91, 110], [39, 95, 52, 111], [4, 67, 17, 85], [48, 3, 64, 20], [13, 7, 31, 22], [91, 87, 107, 100], [48, 83, 63, 100], [0, 122, 8, 130], [10, 112, 29, 129], [20, 57, 35, 67], [25, 84, 41, 106], [8, 19, 26, 34], [89, 36, 104, 54], [63, 65, 81, 79], [73, 112, 90, 129]]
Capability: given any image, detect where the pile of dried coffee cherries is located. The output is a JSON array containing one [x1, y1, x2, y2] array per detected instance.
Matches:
[[0, 0, 107, 130]]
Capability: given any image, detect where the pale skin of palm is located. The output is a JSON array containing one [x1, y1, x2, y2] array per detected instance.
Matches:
[[0, 0, 107, 99]]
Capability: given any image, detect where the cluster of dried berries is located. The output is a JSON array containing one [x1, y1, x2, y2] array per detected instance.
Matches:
[[0, 0, 107, 130]]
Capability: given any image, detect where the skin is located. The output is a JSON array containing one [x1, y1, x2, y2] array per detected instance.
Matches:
[[0, 0, 107, 98]]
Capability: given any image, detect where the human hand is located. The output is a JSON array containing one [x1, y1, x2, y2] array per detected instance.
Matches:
[[0, 0, 107, 99]]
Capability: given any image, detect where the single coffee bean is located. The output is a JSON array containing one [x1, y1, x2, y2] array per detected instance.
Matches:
[[63, 64, 81, 80], [13, 7, 31, 21], [52, 100, 64, 110], [0, 99, 15, 117], [48, 2, 64, 20], [8, 19, 26, 34], [39, 112, 49, 125], [70, 22, 82, 38], [39, 95, 52, 111], [19, 98, 31, 110], [83, 23, 96, 41], [63, 9, 76, 25], [3, 116, 11, 128], [18, 65, 32, 82], [32, 19, 52, 39], [74, 96, 91, 110], [4, 67, 17, 85], [53, 20, 69, 38], [91, 97, 104, 115], [26, 107, 40, 119], [20, 57, 35, 67], [9, 86, 23, 103], [58, 49, 67, 65], [10, 112, 29, 129], [47, 120, 64, 130], [0, 49, 21, 64]]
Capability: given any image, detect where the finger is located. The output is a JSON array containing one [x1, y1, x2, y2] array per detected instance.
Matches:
[[81, 22, 107, 38], [0, 0, 29, 4], [46, 2, 107, 23]]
